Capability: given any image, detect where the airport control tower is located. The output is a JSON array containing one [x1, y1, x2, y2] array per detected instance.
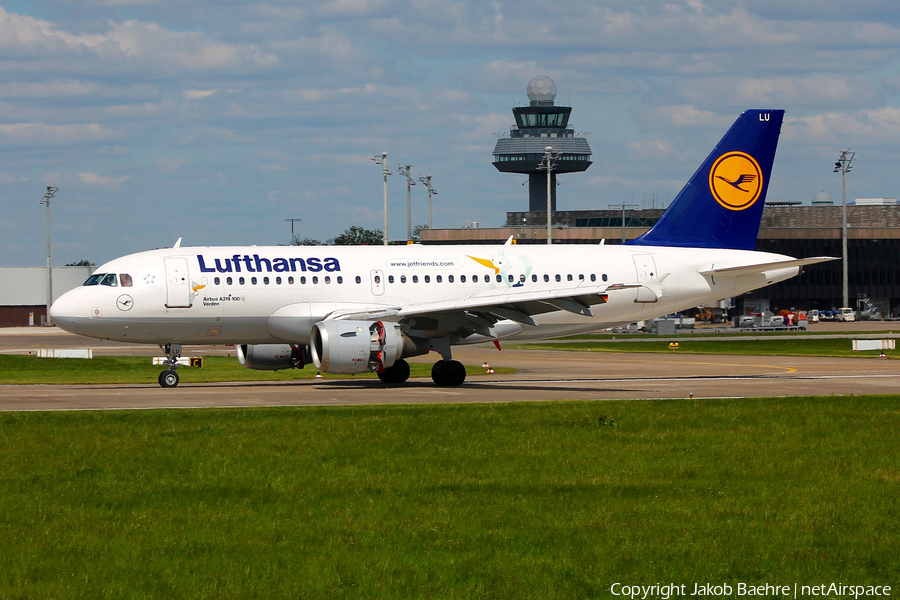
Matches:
[[492, 76, 592, 212]]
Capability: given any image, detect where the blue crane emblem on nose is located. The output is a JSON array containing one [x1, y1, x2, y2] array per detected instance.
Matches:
[[116, 295, 134, 311]]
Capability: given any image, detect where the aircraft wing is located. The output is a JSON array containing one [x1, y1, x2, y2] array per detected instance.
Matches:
[[700, 256, 837, 277], [326, 284, 613, 332]]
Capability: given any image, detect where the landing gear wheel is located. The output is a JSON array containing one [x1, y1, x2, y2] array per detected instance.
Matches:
[[158, 370, 180, 388], [377, 359, 411, 384], [432, 359, 466, 387], [431, 360, 445, 380]]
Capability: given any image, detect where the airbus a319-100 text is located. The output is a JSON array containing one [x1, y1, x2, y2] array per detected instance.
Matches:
[[50, 110, 834, 387]]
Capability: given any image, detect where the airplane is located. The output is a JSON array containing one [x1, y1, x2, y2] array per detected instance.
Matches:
[[50, 109, 835, 388]]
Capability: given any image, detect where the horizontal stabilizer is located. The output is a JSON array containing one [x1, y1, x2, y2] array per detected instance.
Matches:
[[700, 256, 837, 277]]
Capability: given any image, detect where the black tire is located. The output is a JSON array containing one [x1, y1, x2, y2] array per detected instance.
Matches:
[[377, 359, 411, 384], [158, 370, 180, 388], [432, 359, 466, 387], [431, 360, 445, 380]]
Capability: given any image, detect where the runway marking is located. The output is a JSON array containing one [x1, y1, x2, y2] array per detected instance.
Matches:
[[464, 373, 900, 385]]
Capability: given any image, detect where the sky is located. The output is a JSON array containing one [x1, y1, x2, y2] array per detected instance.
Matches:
[[2, 0, 899, 266]]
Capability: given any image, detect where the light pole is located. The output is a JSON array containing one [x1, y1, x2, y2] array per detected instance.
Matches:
[[834, 149, 855, 309], [39, 185, 59, 326], [284, 218, 302, 245], [417, 174, 437, 230], [619, 202, 640, 243], [372, 152, 392, 245], [398, 164, 416, 241], [537, 146, 560, 244]]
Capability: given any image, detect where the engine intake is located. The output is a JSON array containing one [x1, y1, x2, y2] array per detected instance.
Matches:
[[310, 320, 405, 374], [237, 344, 306, 371]]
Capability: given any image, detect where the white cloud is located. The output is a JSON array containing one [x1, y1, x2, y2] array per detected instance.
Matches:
[[184, 90, 217, 100], [0, 122, 120, 145], [78, 172, 131, 188]]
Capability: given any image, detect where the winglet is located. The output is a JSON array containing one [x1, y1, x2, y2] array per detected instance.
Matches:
[[173, 237, 182, 248]]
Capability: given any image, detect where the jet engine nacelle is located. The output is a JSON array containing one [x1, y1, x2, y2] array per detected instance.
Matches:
[[310, 320, 404, 375], [237, 344, 306, 371]]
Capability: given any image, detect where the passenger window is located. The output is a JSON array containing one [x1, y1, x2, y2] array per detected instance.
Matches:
[[555, 274, 561, 282], [227, 277, 233, 285], [288, 276, 294, 284], [473, 275, 478, 283], [602, 274, 608, 282], [263, 277, 270, 285], [460, 275, 466, 283], [100, 273, 118, 287], [276, 277, 282, 285], [355, 276, 361, 284], [239, 277, 245, 285], [567, 274, 573, 281], [324, 276, 331, 284], [301, 276, 307, 284], [337, 276, 343, 284], [83, 274, 104, 286], [496, 274, 502, 283], [251, 277, 258, 285], [448, 275, 454, 283], [389, 275, 394, 283], [214, 277, 221, 285], [401, 275, 407, 283], [543, 274, 549, 282], [119, 274, 133, 287], [413, 275, 418, 283], [590, 274, 596, 282], [436, 275, 442, 283], [532, 274, 537, 282], [312, 276, 319, 284], [579, 274, 584, 281], [507, 274, 513, 282], [424, 275, 430, 283]]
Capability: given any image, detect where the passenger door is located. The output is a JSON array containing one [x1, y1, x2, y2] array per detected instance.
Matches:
[[164, 258, 192, 308]]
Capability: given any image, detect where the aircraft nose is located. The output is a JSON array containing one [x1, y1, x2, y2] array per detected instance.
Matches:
[[49, 290, 80, 333]]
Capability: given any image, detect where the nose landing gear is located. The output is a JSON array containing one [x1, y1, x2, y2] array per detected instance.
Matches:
[[158, 343, 182, 388]]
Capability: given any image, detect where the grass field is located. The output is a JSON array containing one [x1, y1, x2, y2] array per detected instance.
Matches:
[[0, 355, 514, 385], [1, 397, 898, 598], [517, 337, 900, 358]]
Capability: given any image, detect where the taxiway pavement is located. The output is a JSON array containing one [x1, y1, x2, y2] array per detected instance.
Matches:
[[0, 327, 897, 411]]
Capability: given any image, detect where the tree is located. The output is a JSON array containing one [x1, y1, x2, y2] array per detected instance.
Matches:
[[331, 225, 383, 246], [412, 224, 428, 241], [290, 236, 323, 246], [65, 259, 96, 267]]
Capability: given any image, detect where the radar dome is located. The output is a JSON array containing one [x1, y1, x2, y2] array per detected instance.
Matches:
[[811, 191, 834, 205], [527, 76, 557, 103]]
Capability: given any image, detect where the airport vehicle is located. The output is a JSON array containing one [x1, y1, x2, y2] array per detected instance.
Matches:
[[837, 307, 856, 322], [50, 110, 835, 388], [808, 309, 819, 323]]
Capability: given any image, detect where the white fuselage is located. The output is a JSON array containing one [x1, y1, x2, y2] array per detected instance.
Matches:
[[50, 243, 799, 346]]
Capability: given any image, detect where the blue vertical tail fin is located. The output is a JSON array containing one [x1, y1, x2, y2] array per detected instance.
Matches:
[[626, 109, 784, 250]]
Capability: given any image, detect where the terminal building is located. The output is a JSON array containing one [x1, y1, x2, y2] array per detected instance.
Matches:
[[421, 202, 900, 318], [0, 267, 93, 327]]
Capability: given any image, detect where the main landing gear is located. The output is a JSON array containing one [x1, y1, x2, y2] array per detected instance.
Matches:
[[431, 359, 466, 387], [374, 358, 467, 387], [158, 343, 182, 388], [377, 358, 411, 384]]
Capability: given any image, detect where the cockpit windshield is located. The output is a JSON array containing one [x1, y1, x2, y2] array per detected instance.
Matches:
[[83, 273, 133, 287]]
